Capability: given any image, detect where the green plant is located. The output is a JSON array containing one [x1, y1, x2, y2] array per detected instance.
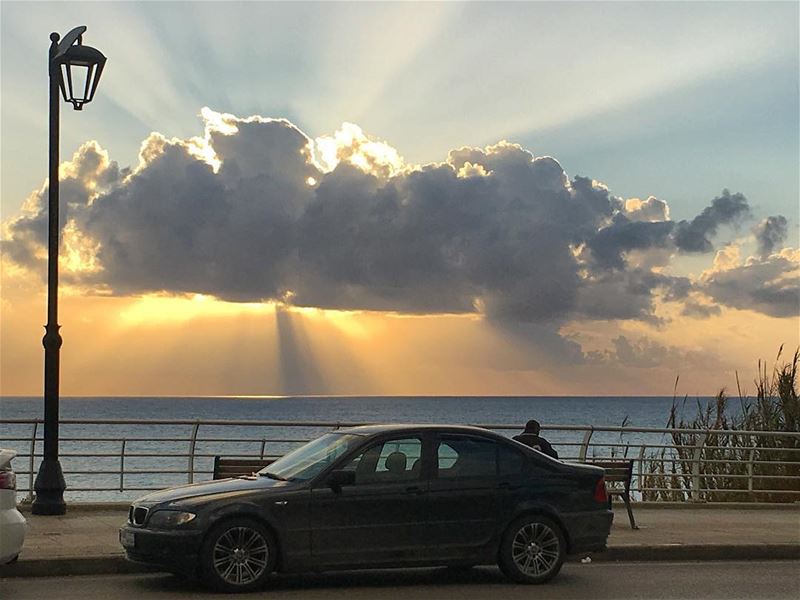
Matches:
[[642, 347, 800, 502]]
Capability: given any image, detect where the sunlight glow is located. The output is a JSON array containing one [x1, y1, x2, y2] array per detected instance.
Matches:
[[314, 123, 404, 178], [119, 294, 273, 325], [60, 219, 103, 274]]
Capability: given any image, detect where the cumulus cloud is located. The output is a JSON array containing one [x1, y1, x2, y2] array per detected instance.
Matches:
[[623, 196, 670, 222], [753, 215, 788, 259], [1, 109, 795, 325], [700, 249, 800, 318]]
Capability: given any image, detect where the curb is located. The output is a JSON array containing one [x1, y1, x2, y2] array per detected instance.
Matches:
[[588, 543, 800, 563], [630, 502, 800, 511], [1, 555, 154, 578], [3, 545, 798, 579], [17, 502, 131, 514]]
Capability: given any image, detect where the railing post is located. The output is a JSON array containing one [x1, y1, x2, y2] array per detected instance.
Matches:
[[690, 433, 708, 502], [188, 422, 200, 484], [28, 422, 39, 502], [578, 428, 594, 462], [259, 439, 267, 460], [119, 439, 126, 493], [637, 444, 647, 497], [747, 446, 755, 493]]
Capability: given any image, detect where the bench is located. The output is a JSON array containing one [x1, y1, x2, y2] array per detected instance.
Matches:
[[585, 459, 638, 529], [212, 456, 275, 480]]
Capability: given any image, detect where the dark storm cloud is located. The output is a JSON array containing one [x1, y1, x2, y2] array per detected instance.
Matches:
[[752, 215, 788, 259], [2, 111, 794, 324], [672, 189, 750, 252], [586, 215, 674, 270]]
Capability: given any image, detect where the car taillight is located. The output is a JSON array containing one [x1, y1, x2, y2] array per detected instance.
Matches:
[[0, 471, 16, 490], [593, 476, 607, 503]]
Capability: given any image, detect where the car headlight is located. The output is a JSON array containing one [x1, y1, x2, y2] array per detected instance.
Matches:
[[147, 510, 196, 529]]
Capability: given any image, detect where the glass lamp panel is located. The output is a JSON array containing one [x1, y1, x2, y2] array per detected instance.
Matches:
[[68, 64, 91, 102]]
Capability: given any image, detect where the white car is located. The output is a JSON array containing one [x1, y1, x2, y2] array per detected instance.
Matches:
[[0, 449, 26, 564]]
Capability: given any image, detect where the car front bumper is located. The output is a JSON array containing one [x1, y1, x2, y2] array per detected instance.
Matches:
[[120, 525, 203, 573]]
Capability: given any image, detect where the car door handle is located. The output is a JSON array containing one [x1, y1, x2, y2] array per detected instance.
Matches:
[[405, 486, 424, 495]]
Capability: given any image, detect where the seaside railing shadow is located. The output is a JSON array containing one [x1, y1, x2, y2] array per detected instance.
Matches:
[[642, 348, 800, 502]]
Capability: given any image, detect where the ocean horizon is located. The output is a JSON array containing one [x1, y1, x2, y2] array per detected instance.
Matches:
[[1, 395, 716, 428]]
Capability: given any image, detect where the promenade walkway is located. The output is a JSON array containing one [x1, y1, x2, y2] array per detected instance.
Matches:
[[3, 504, 799, 578]]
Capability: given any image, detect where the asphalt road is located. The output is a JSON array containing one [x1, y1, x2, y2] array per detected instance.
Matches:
[[2, 561, 798, 599]]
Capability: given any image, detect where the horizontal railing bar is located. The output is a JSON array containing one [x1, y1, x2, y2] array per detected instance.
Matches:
[[12, 453, 285, 461], [11, 452, 800, 468], [4, 418, 800, 438], [638, 472, 800, 480], [2, 437, 311, 444], [52, 469, 214, 474], [7, 440, 799, 453], [636, 488, 800, 494]]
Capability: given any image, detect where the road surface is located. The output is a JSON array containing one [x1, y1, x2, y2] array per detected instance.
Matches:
[[2, 560, 798, 599]]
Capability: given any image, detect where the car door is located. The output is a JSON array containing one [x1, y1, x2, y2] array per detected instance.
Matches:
[[309, 434, 430, 567], [427, 433, 500, 561]]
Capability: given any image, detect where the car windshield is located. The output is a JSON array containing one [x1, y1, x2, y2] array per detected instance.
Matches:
[[259, 433, 362, 482]]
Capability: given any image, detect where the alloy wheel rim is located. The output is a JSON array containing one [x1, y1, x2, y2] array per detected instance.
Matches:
[[511, 522, 560, 577], [212, 526, 269, 585]]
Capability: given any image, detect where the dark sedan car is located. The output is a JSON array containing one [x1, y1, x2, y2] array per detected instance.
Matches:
[[120, 424, 612, 592]]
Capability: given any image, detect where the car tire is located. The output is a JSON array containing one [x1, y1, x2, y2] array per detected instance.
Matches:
[[199, 517, 276, 593], [498, 514, 565, 584]]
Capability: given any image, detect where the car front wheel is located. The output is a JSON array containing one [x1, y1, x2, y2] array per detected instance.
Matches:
[[498, 515, 565, 584], [200, 517, 276, 592]]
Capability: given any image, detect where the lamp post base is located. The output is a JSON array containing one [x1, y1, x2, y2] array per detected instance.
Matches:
[[32, 459, 67, 515]]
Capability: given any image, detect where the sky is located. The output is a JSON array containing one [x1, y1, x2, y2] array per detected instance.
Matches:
[[1, 1, 798, 397]]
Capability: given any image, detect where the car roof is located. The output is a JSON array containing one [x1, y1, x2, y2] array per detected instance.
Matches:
[[335, 423, 505, 437]]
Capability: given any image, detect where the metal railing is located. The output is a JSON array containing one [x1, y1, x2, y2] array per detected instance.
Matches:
[[1, 418, 798, 503]]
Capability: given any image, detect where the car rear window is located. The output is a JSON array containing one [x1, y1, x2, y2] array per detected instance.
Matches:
[[437, 436, 496, 478]]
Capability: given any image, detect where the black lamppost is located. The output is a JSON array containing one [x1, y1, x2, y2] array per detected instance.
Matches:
[[32, 26, 106, 515]]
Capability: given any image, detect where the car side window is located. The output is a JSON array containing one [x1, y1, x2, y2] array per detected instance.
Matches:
[[437, 436, 496, 479], [498, 443, 526, 477], [341, 437, 422, 484]]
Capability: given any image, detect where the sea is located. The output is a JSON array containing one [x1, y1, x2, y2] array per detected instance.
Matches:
[[0, 395, 714, 501]]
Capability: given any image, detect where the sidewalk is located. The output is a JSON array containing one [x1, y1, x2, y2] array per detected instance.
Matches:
[[3, 504, 799, 578]]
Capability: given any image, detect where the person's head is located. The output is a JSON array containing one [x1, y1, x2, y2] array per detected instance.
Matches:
[[524, 419, 541, 434]]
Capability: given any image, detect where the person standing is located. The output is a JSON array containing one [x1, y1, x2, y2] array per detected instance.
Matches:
[[513, 419, 559, 459]]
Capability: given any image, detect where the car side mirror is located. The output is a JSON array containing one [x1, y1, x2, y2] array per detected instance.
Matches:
[[328, 469, 356, 492]]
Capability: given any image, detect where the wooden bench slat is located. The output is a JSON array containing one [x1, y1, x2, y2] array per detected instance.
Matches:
[[583, 459, 638, 530], [213, 456, 275, 480]]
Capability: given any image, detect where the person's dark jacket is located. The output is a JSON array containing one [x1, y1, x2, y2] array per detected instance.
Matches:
[[513, 433, 559, 459]]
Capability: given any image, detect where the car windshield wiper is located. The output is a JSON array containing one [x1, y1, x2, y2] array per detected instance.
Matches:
[[259, 471, 288, 481]]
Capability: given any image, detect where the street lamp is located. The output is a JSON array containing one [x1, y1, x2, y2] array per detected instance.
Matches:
[[32, 26, 106, 515]]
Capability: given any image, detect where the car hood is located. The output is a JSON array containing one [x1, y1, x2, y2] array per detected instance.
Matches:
[[133, 475, 289, 506]]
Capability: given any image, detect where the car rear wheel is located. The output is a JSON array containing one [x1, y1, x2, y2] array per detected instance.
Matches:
[[498, 515, 565, 584], [200, 518, 276, 593]]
